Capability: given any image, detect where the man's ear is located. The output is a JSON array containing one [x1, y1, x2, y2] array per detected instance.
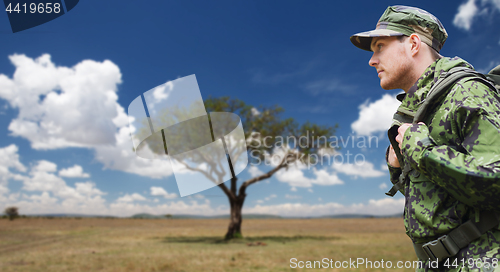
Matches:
[[408, 33, 421, 57]]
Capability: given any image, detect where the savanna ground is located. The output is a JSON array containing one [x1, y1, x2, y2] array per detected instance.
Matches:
[[0, 217, 418, 272]]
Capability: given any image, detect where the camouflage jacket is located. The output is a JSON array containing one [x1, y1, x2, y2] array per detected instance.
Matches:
[[387, 57, 500, 269]]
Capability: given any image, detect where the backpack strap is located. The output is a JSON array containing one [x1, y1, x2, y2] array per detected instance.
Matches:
[[486, 74, 500, 88], [486, 65, 500, 91], [385, 113, 413, 197], [385, 67, 496, 197], [414, 67, 486, 123], [413, 211, 500, 262]]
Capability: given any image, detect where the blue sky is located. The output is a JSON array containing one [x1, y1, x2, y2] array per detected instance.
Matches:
[[0, 0, 499, 217]]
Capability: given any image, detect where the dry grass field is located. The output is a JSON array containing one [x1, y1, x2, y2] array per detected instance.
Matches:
[[0, 217, 418, 272]]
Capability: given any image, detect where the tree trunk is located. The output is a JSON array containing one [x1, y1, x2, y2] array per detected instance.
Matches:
[[225, 195, 245, 239]]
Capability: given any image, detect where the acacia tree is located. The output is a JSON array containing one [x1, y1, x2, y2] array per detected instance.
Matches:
[[137, 96, 338, 239], [4, 206, 19, 221], [204, 97, 338, 239]]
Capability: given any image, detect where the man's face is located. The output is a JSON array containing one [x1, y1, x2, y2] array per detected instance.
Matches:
[[369, 36, 413, 90]]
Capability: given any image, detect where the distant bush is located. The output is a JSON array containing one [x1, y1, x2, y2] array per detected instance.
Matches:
[[4, 206, 19, 221]]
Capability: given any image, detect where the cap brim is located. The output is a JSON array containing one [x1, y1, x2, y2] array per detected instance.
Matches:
[[350, 29, 405, 51]]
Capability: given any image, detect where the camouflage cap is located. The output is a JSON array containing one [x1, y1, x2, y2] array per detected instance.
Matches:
[[350, 6, 448, 52]]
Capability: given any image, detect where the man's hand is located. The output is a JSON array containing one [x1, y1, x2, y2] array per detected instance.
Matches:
[[387, 144, 400, 168], [388, 122, 425, 168], [396, 123, 413, 150]]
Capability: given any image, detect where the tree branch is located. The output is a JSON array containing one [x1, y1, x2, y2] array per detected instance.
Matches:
[[218, 182, 235, 201], [176, 160, 218, 183], [173, 153, 235, 201], [238, 152, 291, 197]]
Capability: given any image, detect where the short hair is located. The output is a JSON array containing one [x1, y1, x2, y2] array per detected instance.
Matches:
[[398, 35, 441, 60]]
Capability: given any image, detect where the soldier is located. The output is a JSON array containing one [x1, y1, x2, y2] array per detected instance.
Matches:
[[350, 5, 500, 272]]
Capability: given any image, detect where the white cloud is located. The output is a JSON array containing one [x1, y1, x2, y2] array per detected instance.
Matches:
[[74, 182, 105, 197], [14, 181, 103, 214], [1, 184, 226, 217], [264, 194, 277, 201], [192, 194, 205, 199], [93, 127, 175, 179], [152, 82, 173, 102], [33, 160, 57, 173], [0, 144, 26, 172], [14, 160, 106, 210], [492, 0, 500, 9], [0, 184, 8, 195], [1, 158, 403, 218], [453, 0, 479, 30], [150, 186, 177, 199], [304, 78, 355, 96], [11, 192, 106, 215], [0, 148, 107, 213], [255, 194, 278, 204], [351, 94, 400, 136], [58, 165, 90, 178], [23, 166, 66, 192], [332, 161, 385, 178], [0, 54, 174, 179], [108, 199, 226, 217], [379, 183, 388, 190], [116, 193, 147, 202], [275, 163, 344, 188], [0, 145, 26, 192], [285, 194, 302, 200], [25, 192, 58, 206], [0, 192, 20, 203], [453, 0, 500, 31], [251, 107, 261, 116], [247, 166, 264, 178], [255, 147, 344, 188], [317, 148, 338, 157], [0, 54, 122, 149], [3, 195, 225, 217], [244, 197, 405, 217]]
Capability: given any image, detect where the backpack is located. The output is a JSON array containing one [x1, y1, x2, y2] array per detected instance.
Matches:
[[386, 64, 500, 197], [385, 65, 500, 262], [413, 65, 500, 124]]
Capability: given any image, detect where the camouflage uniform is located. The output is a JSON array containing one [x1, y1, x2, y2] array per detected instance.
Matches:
[[350, 5, 500, 272], [389, 56, 500, 271]]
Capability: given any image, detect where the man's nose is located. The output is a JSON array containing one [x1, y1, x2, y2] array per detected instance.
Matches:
[[369, 54, 378, 67]]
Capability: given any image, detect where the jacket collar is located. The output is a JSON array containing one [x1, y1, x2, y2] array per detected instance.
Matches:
[[395, 57, 473, 117]]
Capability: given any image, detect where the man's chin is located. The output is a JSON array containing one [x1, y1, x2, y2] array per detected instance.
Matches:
[[380, 80, 397, 90], [379, 83, 391, 90]]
